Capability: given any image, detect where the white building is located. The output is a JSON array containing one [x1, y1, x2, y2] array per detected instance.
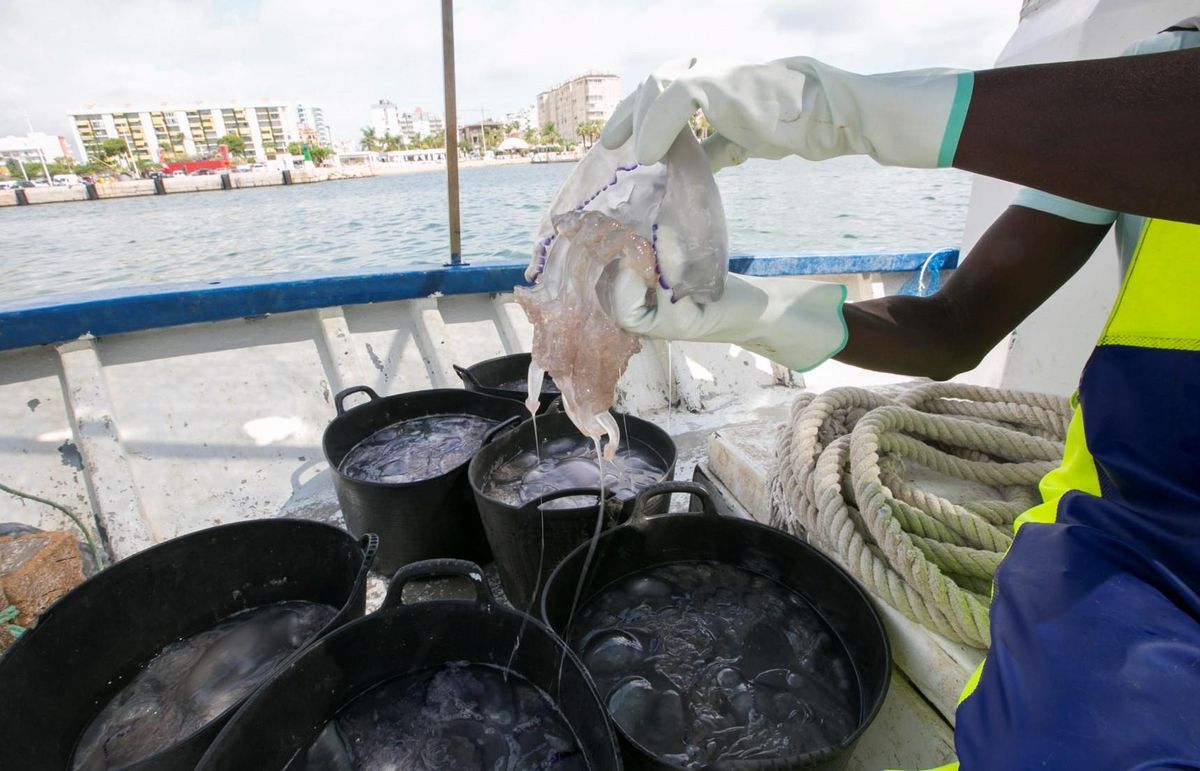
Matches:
[[295, 104, 332, 147], [368, 100, 444, 145], [0, 133, 74, 166], [506, 106, 536, 133], [68, 103, 305, 164], [369, 99, 403, 141], [536, 73, 622, 144]]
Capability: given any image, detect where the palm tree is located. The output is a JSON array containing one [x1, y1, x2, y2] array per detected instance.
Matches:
[[381, 133, 403, 152], [359, 126, 381, 152], [576, 119, 603, 150]]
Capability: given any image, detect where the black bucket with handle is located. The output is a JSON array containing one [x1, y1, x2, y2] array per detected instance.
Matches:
[[454, 352, 560, 414], [197, 559, 623, 771], [323, 385, 527, 575], [467, 406, 676, 609], [0, 520, 376, 771], [542, 482, 891, 771]]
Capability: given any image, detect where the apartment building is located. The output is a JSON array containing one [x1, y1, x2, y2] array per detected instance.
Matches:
[[368, 100, 444, 144], [536, 73, 621, 144], [69, 103, 304, 164], [296, 104, 332, 147], [0, 133, 73, 165], [506, 106, 536, 133]]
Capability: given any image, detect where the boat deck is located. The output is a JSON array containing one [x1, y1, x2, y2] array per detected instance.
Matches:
[[0, 253, 965, 767]]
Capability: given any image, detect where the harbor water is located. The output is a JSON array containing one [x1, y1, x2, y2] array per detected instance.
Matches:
[[0, 156, 970, 304]]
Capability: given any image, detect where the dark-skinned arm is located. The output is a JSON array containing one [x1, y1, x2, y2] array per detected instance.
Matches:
[[834, 206, 1111, 379], [953, 48, 1200, 223]]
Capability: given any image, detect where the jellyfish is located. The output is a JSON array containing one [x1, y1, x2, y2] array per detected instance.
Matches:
[[515, 130, 729, 455]]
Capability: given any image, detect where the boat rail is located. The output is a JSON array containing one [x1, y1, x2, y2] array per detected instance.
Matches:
[[0, 250, 957, 353]]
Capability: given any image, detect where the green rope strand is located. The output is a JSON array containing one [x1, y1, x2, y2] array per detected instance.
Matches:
[[0, 482, 109, 569], [0, 605, 26, 638]]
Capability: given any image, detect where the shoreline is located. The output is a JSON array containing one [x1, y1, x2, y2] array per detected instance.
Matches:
[[368, 155, 578, 177], [0, 155, 579, 209]]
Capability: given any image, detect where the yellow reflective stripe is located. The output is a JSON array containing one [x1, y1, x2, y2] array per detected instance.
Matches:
[[1015, 403, 1100, 530], [954, 404, 1100, 711], [1100, 219, 1200, 348]]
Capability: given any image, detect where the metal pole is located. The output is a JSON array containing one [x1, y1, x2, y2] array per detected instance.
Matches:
[[24, 110, 51, 183], [36, 148, 51, 184], [441, 0, 464, 266]]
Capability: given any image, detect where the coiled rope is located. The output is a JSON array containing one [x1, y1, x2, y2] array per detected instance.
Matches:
[[768, 383, 1071, 648]]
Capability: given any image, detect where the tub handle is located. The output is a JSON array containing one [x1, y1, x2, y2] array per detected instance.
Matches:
[[453, 364, 483, 388], [628, 481, 719, 526], [334, 385, 380, 415], [382, 558, 494, 613], [481, 415, 523, 446], [328, 533, 380, 630], [522, 487, 623, 521]]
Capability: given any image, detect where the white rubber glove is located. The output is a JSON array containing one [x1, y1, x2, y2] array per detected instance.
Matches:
[[599, 265, 847, 372], [601, 56, 973, 172]]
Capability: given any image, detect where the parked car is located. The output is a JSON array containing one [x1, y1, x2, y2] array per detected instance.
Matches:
[[250, 163, 267, 172], [0, 180, 18, 190], [171, 170, 186, 177], [15, 180, 35, 188]]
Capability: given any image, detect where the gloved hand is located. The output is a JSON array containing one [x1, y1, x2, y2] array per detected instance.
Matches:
[[599, 265, 847, 372], [601, 56, 973, 172]]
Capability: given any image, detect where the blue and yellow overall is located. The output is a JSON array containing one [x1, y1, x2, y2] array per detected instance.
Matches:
[[952, 218, 1200, 768]]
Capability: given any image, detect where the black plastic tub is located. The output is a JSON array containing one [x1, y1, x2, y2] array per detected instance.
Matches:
[[323, 385, 528, 575], [455, 352, 560, 413], [542, 482, 891, 771], [0, 519, 376, 771], [197, 559, 623, 771], [468, 407, 676, 610]]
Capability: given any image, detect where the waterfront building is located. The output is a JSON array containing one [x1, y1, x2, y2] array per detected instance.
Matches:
[[369, 100, 443, 144], [296, 104, 332, 147], [536, 73, 621, 144], [0, 133, 74, 165], [458, 120, 506, 151], [69, 103, 305, 164], [506, 106, 536, 133]]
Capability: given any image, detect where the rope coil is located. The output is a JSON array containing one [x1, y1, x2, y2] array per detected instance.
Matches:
[[768, 383, 1070, 648]]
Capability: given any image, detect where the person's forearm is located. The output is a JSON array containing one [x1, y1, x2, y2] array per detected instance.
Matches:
[[838, 295, 972, 380], [834, 206, 1109, 379], [954, 49, 1200, 223]]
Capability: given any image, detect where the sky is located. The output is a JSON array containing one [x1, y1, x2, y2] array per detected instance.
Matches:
[[0, 0, 1017, 149]]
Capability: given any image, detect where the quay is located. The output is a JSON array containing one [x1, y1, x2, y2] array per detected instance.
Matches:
[[0, 166, 375, 208]]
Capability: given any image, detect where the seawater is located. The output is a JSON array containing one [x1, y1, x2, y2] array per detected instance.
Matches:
[[571, 561, 859, 768], [495, 377, 560, 395], [481, 434, 662, 510], [292, 662, 585, 770], [2, 157, 970, 304], [72, 601, 336, 771], [339, 414, 497, 484]]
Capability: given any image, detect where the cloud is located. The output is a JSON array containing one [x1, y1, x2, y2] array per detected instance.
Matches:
[[0, 0, 1015, 149]]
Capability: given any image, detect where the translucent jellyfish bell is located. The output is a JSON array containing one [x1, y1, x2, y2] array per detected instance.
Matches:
[[515, 131, 729, 452]]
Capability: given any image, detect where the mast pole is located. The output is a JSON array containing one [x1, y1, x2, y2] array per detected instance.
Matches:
[[441, 0, 464, 266]]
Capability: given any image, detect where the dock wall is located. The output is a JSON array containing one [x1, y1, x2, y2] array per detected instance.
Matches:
[[0, 167, 375, 207]]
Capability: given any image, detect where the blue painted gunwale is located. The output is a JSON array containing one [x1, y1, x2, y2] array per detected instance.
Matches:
[[0, 250, 957, 353]]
